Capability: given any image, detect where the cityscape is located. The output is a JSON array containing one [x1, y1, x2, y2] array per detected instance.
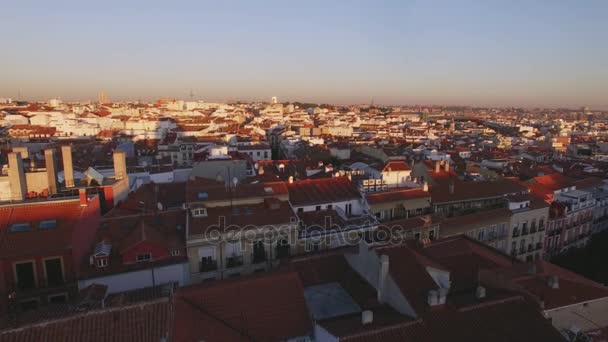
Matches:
[[1, 1, 608, 342]]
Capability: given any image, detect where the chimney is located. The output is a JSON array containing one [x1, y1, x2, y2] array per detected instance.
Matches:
[[423, 181, 429, 192], [44, 149, 59, 195], [377, 254, 389, 303], [79, 188, 87, 207], [8, 152, 27, 201], [444, 161, 450, 172], [113, 150, 127, 180], [361, 310, 373, 325], [475, 286, 486, 300], [435, 161, 440, 173], [61, 145, 75, 188], [449, 182, 455, 195], [427, 290, 439, 306], [548, 275, 559, 289], [258, 165, 264, 175], [438, 288, 448, 304], [288, 176, 294, 184]]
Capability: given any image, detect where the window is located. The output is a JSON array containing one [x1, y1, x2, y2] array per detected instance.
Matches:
[[429, 229, 436, 240], [414, 232, 421, 240], [44, 258, 64, 287], [197, 192, 209, 200], [39, 220, 57, 230], [15, 261, 36, 290], [297, 208, 304, 214], [315, 206, 321, 211], [96, 258, 108, 268], [346, 203, 352, 215], [192, 208, 207, 217], [171, 249, 180, 256], [10, 222, 31, 232], [327, 204, 333, 210], [306, 239, 320, 252], [136, 253, 151, 262]]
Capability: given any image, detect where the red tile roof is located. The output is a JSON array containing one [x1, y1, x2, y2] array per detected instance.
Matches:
[[0, 198, 94, 258], [382, 161, 411, 172], [366, 188, 430, 205], [288, 176, 361, 206], [0, 300, 172, 342], [174, 272, 312, 342]]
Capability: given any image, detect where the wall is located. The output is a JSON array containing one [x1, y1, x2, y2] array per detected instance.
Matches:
[[78, 262, 189, 294], [71, 195, 101, 274]]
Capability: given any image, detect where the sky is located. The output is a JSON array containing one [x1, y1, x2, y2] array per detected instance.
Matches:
[[0, 0, 607, 108]]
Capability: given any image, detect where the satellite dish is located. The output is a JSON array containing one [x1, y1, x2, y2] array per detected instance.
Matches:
[[157, 202, 163, 211]]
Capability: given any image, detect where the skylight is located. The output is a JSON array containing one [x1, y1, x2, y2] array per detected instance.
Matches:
[[10, 222, 31, 233], [39, 219, 57, 230]]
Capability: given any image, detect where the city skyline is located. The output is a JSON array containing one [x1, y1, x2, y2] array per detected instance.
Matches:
[[1, 0, 607, 109]]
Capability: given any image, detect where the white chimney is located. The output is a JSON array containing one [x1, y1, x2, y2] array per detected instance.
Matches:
[[423, 181, 429, 192], [427, 290, 439, 306], [449, 182, 455, 195], [444, 161, 450, 172], [361, 310, 373, 325], [44, 148, 59, 195], [288, 176, 294, 184], [61, 145, 75, 188], [377, 254, 389, 303], [435, 161, 440, 173], [438, 288, 448, 304], [8, 152, 27, 201], [548, 275, 559, 289], [475, 286, 486, 299]]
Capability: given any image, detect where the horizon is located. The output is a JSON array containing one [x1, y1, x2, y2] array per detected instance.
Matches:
[[1, 0, 607, 109]]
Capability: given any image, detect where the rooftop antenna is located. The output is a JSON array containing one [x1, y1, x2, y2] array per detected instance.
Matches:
[[189, 89, 194, 101]]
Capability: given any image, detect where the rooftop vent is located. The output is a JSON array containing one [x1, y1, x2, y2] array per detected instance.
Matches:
[[475, 286, 486, 300], [548, 275, 560, 289], [361, 310, 373, 325]]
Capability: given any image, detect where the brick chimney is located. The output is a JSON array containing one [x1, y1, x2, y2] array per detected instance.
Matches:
[[8, 152, 27, 201], [44, 148, 59, 195], [79, 188, 88, 206], [61, 145, 75, 188]]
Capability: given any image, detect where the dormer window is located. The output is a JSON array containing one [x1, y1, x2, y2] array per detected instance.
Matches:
[[192, 208, 208, 217], [136, 253, 151, 262], [96, 258, 108, 268]]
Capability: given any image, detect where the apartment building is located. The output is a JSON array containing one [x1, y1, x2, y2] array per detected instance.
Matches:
[[185, 180, 297, 281]]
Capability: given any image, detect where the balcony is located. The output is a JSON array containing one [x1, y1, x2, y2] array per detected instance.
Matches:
[[527, 244, 533, 253], [226, 255, 244, 268], [199, 260, 218, 273], [530, 225, 537, 234], [536, 242, 543, 250], [539, 224, 545, 231], [521, 228, 529, 236], [512, 230, 520, 238]]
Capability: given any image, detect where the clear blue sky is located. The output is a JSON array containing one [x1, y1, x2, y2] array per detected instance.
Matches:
[[1, 0, 607, 108]]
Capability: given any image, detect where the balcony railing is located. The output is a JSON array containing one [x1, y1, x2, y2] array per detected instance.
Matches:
[[226, 255, 244, 268], [512, 230, 520, 238], [199, 260, 218, 272], [521, 228, 529, 236]]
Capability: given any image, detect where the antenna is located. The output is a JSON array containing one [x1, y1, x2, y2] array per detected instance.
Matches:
[[189, 89, 194, 101]]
